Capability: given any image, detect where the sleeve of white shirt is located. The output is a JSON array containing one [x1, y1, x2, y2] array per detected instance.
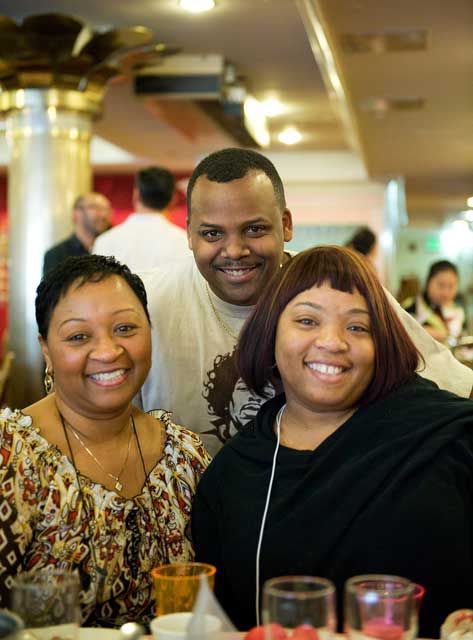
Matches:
[[385, 287, 473, 398]]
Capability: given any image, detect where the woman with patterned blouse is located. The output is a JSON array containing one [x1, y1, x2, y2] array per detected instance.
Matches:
[[0, 255, 210, 627]]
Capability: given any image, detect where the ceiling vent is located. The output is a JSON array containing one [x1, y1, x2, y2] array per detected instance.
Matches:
[[340, 29, 429, 54], [134, 53, 265, 147], [360, 97, 425, 113], [134, 53, 225, 99]]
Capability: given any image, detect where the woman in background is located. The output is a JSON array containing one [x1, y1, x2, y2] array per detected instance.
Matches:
[[402, 259, 465, 343], [0, 255, 210, 627]]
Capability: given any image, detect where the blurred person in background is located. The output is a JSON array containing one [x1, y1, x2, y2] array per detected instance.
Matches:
[[93, 166, 190, 270], [402, 260, 465, 343], [345, 226, 377, 268], [397, 275, 421, 304], [0, 255, 209, 627], [43, 192, 112, 275]]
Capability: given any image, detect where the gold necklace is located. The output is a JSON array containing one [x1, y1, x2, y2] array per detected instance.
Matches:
[[65, 418, 133, 493], [205, 283, 239, 341]]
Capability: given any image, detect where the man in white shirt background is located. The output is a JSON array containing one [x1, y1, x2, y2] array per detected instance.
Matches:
[[93, 166, 190, 270]]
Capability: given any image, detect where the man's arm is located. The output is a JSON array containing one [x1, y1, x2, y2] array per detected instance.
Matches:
[[385, 287, 473, 398]]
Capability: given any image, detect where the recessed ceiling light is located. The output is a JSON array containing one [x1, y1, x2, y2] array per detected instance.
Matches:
[[278, 127, 302, 145], [466, 196, 473, 208], [179, 0, 216, 13], [244, 96, 270, 148], [261, 98, 283, 117]]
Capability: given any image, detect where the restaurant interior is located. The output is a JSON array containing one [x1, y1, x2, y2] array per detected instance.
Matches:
[[0, 0, 472, 405]]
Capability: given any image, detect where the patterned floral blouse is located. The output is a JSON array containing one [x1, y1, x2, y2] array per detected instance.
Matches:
[[0, 408, 211, 627]]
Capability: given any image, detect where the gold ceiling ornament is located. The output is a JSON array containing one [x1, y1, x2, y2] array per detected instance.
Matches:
[[0, 13, 179, 99]]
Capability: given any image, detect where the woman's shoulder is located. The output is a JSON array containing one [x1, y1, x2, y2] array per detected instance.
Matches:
[[0, 407, 39, 448], [369, 376, 473, 447], [147, 409, 211, 467], [0, 407, 63, 480], [0, 406, 33, 428], [384, 375, 472, 411]]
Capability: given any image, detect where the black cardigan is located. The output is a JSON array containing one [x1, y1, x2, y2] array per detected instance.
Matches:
[[192, 376, 473, 638]]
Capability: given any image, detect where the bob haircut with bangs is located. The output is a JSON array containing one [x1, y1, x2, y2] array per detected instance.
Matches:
[[237, 245, 421, 406]]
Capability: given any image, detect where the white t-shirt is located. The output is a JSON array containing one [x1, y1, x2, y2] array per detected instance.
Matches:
[[92, 213, 190, 271], [138, 257, 473, 457]]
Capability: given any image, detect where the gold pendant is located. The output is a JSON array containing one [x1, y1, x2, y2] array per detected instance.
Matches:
[[115, 480, 123, 492]]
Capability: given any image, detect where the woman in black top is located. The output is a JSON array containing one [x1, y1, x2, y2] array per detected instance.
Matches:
[[192, 246, 473, 638]]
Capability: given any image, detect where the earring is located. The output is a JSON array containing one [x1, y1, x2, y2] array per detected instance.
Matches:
[[44, 367, 54, 395]]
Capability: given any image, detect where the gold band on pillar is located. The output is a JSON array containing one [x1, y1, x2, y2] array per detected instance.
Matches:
[[44, 367, 54, 395]]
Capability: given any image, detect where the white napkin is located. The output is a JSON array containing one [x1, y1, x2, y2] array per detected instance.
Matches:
[[187, 575, 240, 640]]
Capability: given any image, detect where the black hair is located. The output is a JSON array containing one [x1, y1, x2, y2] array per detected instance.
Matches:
[[186, 147, 286, 216], [426, 259, 458, 284], [36, 254, 151, 340], [346, 226, 376, 256], [136, 166, 174, 210], [423, 259, 459, 311]]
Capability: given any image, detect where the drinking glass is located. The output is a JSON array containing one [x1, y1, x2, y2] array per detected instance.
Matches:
[[10, 569, 81, 640], [151, 562, 216, 617], [262, 576, 336, 640], [344, 574, 417, 640], [412, 584, 425, 615]]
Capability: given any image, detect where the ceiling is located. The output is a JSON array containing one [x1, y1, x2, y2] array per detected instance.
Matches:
[[0, 0, 472, 225], [314, 0, 473, 224]]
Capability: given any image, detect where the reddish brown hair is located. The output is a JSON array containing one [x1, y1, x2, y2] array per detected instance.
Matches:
[[237, 246, 421, 406]]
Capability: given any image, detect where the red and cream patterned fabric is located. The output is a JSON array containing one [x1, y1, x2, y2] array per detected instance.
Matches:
[[0, 408, 210, 628]]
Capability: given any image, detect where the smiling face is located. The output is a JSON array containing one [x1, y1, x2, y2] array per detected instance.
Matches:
[[275, 283, 375, 416], [39, 275, 151, 420], [427, 269, 458, 307], [187, 171, 293, 306]]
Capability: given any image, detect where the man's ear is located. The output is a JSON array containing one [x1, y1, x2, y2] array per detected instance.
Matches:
[[282, 209, 293, 242], [186, 217, 193, 250]]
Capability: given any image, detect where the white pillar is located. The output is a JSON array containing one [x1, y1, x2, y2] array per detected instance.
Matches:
[[1, 88, 101, 408]]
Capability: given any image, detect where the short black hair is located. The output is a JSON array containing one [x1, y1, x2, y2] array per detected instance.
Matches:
[[36, 254, 151, 340], [346, 226, 376, 256], [426, 259, 458, 283], [186, 147, 286, 216], [136, 166, 174, 210]]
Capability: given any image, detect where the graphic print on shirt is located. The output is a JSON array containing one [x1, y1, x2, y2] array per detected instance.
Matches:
[[202, 348, 265, 443]]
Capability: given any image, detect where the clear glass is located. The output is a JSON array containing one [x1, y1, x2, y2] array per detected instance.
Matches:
[[151, 562, 216, 616], [262, 576, 336, 640], [344, 574, 417, 640], [10, 569, 81, 640]]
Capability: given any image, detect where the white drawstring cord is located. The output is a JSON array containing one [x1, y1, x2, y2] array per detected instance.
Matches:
[[254, 403, 286, 626]]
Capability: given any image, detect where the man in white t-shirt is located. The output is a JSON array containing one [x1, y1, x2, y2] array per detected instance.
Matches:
[[93, 166, 190, 270], [138, 148, 473, 456]]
